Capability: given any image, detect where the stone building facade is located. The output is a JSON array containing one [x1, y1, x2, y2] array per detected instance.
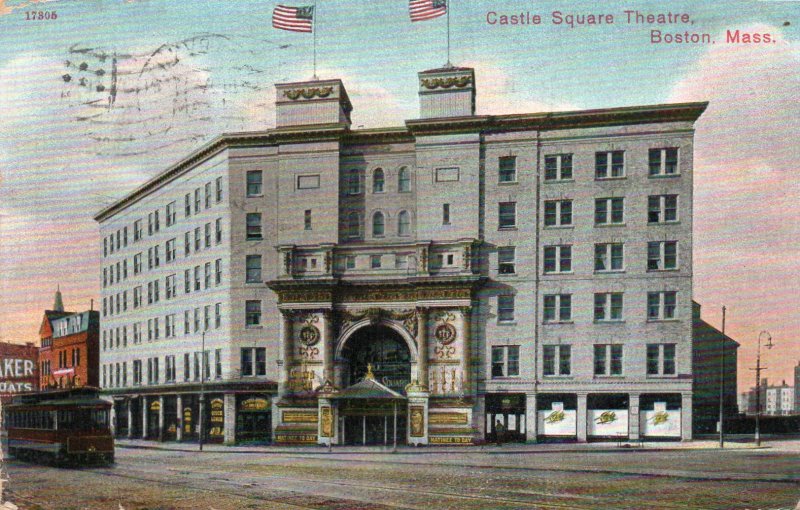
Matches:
[[95, 66, 705, 444]]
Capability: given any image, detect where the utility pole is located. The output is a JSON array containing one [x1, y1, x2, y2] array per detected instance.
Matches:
[[719, 306, 726, 448], [750, 331, 772, 447], [199, 330, 206, 452]]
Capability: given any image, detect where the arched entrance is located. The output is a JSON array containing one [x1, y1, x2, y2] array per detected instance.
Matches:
[[338, 325, 411, 445], [340, 325, 412, 392]]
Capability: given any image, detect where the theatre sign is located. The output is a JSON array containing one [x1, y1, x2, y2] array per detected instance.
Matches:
[[0, 342, 39, 401]]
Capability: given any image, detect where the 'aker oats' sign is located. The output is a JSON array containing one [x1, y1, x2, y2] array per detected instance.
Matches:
[[0, 342, 39, 399]]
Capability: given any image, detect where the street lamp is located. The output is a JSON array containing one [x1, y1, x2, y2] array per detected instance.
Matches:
[[752, 330, 773, 447]]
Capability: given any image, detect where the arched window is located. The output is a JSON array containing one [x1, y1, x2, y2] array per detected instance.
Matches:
[[372, 212, 385, 237], [373, 168, 385, 193], [398, 167, 411, 192], [347, 212, 360, 238], [347, 170, 360, 195], [398, 211, 410, 236]]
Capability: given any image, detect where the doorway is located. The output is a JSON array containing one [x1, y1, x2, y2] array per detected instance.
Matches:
[[342, 413, 406, 445]]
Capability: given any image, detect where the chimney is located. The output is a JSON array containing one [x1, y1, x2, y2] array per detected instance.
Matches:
[[418, 66, 476, 118]]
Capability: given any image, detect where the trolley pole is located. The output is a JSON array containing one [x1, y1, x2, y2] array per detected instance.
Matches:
[[718, 306, 726, 448], [199, 331, 206, 452]]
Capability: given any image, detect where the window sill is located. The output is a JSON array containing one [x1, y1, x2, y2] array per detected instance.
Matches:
[[595, 176, 627, 181], [594, 320, 625, 324], [543, 179, 575, 184], [491, 376, 521, 380], [595, 223, 626, 228], [594, 269, 626, 274], [648, 174, 681, 179], [498, 226, 518, 231], [543, 375, 573, 379], [648, 221, 681, 226], [543, 320, 574, 325], [543, 225, 574, 230], [543, 271, 574, 275], [497, 320, 517, 326], [646, 318, 680, 323], [594, 375, 625, 379], [247, 194, 264, 198], [647, 374, 678, 379], [647, 268, 680, 273], [246, 237, 263, 241], [496, 272, 517, 277], [245, 325, 264, 330], [498, 180, 518, 186]]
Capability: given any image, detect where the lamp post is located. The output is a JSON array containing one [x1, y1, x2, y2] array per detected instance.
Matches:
[[199, 330, 206, 452], [752, 330, 772, 447], [719, 306, 726, 448]]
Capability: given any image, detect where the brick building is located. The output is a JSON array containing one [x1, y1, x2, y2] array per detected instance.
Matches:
[[38, 288, 100, 389]]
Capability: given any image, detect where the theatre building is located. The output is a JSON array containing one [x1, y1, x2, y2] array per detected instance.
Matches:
[[95, 65, 704, 444]]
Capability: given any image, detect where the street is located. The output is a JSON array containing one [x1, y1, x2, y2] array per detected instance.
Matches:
[[3, 442, 800, 510]]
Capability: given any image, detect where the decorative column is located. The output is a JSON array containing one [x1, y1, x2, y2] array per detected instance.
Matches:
[[576, 393, 588, 442], [681, 393, 693, 442], [323, 311, 334, 383], [525, 393, 538, 443], [406, 381, 429, 446], [223, 393, 236, 445], [176, 395, 184, 441], [416, 308, 429, 388], [460, 307, 471, 394], [158, 395, 165, 442], [629, 393, 641, 441], [141, 397, 148, 439], [127, 400, 134, 439], [281, 311, 294, 394]]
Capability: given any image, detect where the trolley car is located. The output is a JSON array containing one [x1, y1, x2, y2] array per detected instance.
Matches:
[[4, 387, 114, 466]]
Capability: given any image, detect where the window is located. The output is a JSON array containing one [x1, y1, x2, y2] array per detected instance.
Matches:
[[304, 210, 312, 230], [165, 355, 176, 382], [204, 262, 211, 289], [123, 227, 128, 247], [215, 218, 222, 244], [246, 213, 262, 240], [185, 193, 191, 217], [498, 246, 515, 275], [370, 254, 382, 269], [154, 317, 160, 339], [435, 167, 459, 182], [648, 195, 678, 223], [297, 174, 320, 189], [595, 150, 625, 178], [395, 254, 409, 270], [134, 220, 142, 242], [166, 202, 176, 227], [204, 223, 211, 248], [132, 253, 141, 275], [216, 176, 223, 202], [133, 360, 142, 386], [205, 182, 211, 209], [194, 307, 200, 332], [544, 200, 572, 227], [398, 167, 411, 192], [649, 148, 679, 176], [647, 291, 677, 320], [594, 344, 623, 376], [347, 170, 360, 195], [491, 346, 520, 377], [154, 211, 160, 232], [543, 294, 571, 322], [594, 243, 624, 272], [442, 204, 450, 225], [193, 352, 200, 380], [194, 266, 201, 291], [184, 270, 191, 293], [372, 212, 385, 237], [497, 295, 515, 322], [246, 300, 261, 327], [204, 305, 210, 331], [184, 232, 191, 256], [184, 311, 190, 335], [133, 286, 142, 308], [241, 347, 266, 377], [215, 303, 221, 329], [346, 212, 360, 239], [215, 258, 222, 285], [215, 348, 222, 378], [543, 345, 571, 376], [166, 238, 176, 263], [345, 255, 356, 270], [397, 211, 410, 236], [372, 168, 384, 193], [594, 292, 624, 321], [498, 202, 516, 229], [194, 227, 201, 250], [595, 198, 625, 225], [165, 314, 176, 338], [543, 245, 572, 273], [166, 274, 176, 299], [147, 213, 153, 236], [647, 241, 678, 270], [103, 238, 107, 258], [194, 188, 201, 213], [123, 260, 128, 279], [246, 255, 262, 283], [499, 156, 516, 183], [647, 344, 677, 375]]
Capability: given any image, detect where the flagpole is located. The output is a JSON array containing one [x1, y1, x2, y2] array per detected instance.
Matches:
[[446, 0, 451, 67], [312, 0, 318, 79]]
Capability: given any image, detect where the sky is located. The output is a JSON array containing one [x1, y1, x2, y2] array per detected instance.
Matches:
[[0, 0, 798, 392]]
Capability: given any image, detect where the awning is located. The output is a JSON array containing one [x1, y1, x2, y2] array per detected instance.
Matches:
[[330, 365, 405, 400]]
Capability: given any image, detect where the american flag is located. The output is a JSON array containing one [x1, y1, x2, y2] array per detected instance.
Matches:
[[409, 0, 447, 22], [273, 4, 314, 33]]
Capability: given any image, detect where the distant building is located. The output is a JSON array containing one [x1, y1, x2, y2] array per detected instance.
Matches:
[[38, 288, 100, 389], [765, 381, 795, 416], [0, 342, 39, 403], [691, 302, 740, 433], [795, 361, 800, 412]]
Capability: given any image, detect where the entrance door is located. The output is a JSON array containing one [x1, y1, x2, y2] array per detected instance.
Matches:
[[485, 393, 526, 443], [342, 414, 407, 445]]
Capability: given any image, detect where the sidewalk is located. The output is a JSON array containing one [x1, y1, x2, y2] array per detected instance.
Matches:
[[114, 437, 792, 455]]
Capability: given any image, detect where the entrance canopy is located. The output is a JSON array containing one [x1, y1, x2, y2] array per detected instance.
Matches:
[[330, 365, 406, 401]]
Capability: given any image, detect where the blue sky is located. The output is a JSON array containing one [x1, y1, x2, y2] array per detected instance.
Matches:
[[0, 0, 798, 389]]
